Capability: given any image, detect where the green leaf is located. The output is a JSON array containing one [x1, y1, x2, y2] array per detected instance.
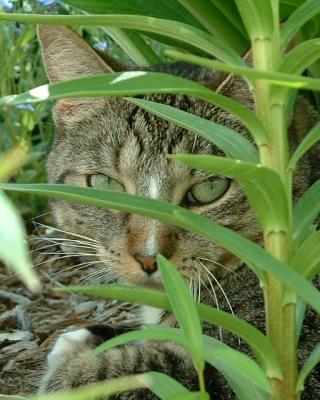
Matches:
[[293, 179, 320, 244], [2, 182, 320, 324], [234, 0, 274, 39], [281, 0, 320, 50], [126, 97, 259, 162], [288, 123, 320, 172], [296, 343, 320, 393], [0, 191, 39, 292], [279, 39, 320, 76], [296, 299, 306, 341], [157, 255, 204, 371], [0, 71, 268, 147], [137, 372, 190, 398], [25, 377, 145, 400], [59, 284, 281, 379], [210, 0, 247, 37], [178, 0, 249, 52], [62, 0, 203, 28], [90, 325, 270, 396], [170, 154, 289, 233], [102, 27, 161, 65], [92, 325, 189, 355], [165, 49, 320, 92], [204, 345, 270, 399], [291, 230, 320, 279], [32, 372, 186, 400], [0, 13, 243, 65]]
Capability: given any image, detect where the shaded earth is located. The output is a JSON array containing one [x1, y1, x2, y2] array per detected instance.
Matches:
[[0, 220, 139, 396]]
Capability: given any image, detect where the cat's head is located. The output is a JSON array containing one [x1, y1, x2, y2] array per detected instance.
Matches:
[[38, 25, 261, 291]]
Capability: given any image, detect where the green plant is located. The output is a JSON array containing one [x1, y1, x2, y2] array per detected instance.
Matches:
[[0, 1, 320, 399]]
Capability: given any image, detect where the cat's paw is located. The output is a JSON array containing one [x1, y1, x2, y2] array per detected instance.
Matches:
[[48, 328, 94, 367]]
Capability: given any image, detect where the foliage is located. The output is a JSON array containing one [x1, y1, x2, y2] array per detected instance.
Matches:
[[0, 1, 319, 399]]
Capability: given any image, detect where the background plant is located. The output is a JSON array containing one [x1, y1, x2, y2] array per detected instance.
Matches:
[[0, 0, 320, 399]]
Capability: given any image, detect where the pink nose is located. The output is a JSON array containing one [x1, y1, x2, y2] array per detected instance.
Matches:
[[133, 254, 157, 275]]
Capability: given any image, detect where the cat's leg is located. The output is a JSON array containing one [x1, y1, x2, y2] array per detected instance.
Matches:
[[38, 326, 200, 399]]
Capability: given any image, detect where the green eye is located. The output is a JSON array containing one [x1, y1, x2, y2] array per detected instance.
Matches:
[[87, 174, 125, 192], [186, 176, 230, 205]]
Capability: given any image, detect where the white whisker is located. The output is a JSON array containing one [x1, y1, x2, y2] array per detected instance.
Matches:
[[196, 256, 238, 275]]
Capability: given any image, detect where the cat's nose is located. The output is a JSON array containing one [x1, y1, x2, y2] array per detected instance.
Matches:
[[134, 254, 157, 275]]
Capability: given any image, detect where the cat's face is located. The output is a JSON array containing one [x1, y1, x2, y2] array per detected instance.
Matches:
[[39, 25, 260, 291]]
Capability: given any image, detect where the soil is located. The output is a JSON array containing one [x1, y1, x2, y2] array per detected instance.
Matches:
[[0, 220, 139, 396]]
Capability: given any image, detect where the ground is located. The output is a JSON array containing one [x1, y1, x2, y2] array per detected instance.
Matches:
[[0, 218, 138, 396]]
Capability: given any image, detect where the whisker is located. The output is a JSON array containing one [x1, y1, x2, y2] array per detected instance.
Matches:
[[198, 260, 240, 346], [194, 267, 223, 342], [50, 260, 98, 278], [196, 256, 238, 275], [32, 221, 99, 244]]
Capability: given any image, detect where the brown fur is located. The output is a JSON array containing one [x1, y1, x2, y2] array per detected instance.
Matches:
[[37, 25, 320, 399]]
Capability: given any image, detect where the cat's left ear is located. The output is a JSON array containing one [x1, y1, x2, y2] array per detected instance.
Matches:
[[37, 25, 122, 115]]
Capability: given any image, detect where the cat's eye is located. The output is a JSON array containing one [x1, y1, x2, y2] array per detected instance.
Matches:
[[186, 176, 230, 205], [87, 174, 125, 192]]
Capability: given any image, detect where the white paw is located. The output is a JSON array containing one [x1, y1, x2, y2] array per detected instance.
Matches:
[[48, 328, 93, 367]]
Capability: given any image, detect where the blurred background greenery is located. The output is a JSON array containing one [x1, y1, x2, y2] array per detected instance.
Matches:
[[0, 0, 135, 220]]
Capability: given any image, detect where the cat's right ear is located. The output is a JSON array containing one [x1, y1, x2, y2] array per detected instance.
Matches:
[[37, 24, 114, 82]]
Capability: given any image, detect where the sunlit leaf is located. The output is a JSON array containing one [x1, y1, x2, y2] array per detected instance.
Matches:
[[170, 154, 289, 233], [281, 0, 320, 50], [291, 230, 320, 279], [157, 255, 204, 372], [293, 179, 320, 245], [1, 182, 319, 320], [296, 343, 320, 393], [234, 0, 274, 39], [0, 13, 243, 65], [0, 191, 39, 292], [178, 0, 248, 52], [0, 71, 268, 146], [126, 97, 259, 162], [288, 123, 320, 172], [57, 283, 281, 379], [90, 325, 270, 396], [33, 372, 187, 400]]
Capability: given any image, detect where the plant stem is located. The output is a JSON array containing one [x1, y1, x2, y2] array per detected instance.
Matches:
[[252, 2, 297, 399]]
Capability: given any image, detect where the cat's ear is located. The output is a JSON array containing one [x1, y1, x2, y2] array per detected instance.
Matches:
[[37, 24, 114, 82]]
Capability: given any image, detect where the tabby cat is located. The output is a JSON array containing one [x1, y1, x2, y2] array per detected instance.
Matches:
[[37, 25, 320, 399]]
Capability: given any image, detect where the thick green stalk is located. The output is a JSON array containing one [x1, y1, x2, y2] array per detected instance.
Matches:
[[252, 2, 297, 399]]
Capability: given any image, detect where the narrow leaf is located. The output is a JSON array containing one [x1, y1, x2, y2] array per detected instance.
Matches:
[[291, 230, 320, 279], [91, 325, 270, 396], [62, 0, 203, 29], [279, 39, 320, 76], [235, 0, 274, 39], [0, 191, 39, 292], [171, 154, 289, 233], [58, 283, 281, 379], [0, 13, 243, 65], [32, 376, 146, 400], [293, 179, 320, 244], [137, 371, 190, 398], [281, 0, 320, 50], [0, 71, 268, 146], [288, 123, 320, 172], [126, 97, 259, 162], [178, 0, 248, 52], [102, 27, 161, 65], [296, 343, 320, 393], [157, 255, 204, 371], [2, 182, 320, 325], [165, 49, 320, 92]]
